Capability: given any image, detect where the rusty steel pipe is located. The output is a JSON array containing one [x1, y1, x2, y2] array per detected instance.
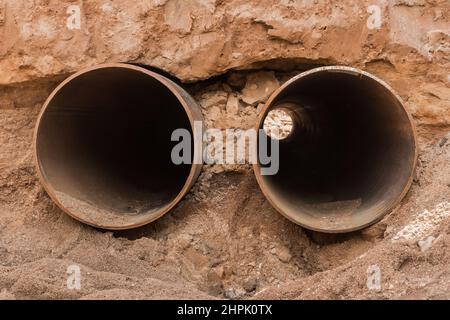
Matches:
[[34, 63, 203, 230], [254, 66, 417, 233]]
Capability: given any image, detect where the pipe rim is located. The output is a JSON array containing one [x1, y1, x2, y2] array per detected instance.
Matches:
[[253, 65, 418, 233], [33, 63, 203, 230]]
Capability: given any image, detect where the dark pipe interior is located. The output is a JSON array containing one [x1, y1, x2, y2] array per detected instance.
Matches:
[[259, 70, 416, 232], [36, 67, 193, 223]]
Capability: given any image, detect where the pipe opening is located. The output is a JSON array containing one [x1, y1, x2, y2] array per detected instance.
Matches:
[[256, 67, 416, 233], [263, 108, 294, 140], [35, 64, 201, 229]]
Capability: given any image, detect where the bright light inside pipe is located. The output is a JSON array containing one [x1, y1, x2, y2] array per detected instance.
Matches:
[[263, 109, 294, 140]]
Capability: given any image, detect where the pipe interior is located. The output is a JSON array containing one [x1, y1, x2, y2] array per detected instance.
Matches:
[[258, 70, 416, 231], [36, 67, 193, 225]]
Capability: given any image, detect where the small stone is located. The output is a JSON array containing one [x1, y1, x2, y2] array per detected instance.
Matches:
[[207, 266, 225, 282], [418, 235, 435, 252], [276, 247, 292, 263], [226, 94, 239, 115], [241, 71, 280, 105], [243, 277, 258, 292], [207, 106, 223, 122], [222, 265, 234, 277], [439, 136, 448, 148], [177, 234, 193, 250], [232, 52, 242, 59], [224, 288, 237, 299], [201, 91, 228, 109]]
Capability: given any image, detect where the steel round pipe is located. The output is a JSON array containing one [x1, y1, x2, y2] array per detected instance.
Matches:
[[254, 66, 417, 233], [34, 63, 202, 230]]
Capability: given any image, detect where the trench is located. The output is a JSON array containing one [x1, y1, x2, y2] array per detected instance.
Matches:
[[0, 61, 418, 299]]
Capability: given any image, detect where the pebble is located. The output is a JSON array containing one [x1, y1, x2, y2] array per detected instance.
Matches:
[[243, 277, 258, 292], [241, 71, 280, 105], [201, 91, 228, 109], [417, 235, 436, 252], [276, 247, 292, 263], [224, 288, 237, 299], [226, 94, 240, 115]]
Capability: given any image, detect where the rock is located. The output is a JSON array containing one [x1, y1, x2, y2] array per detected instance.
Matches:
[[243, 277, 258, 292], [226, 94, 239, 115], [418, 235, 436, 252], [424, 30, 450, 60], [276, 246, 292, 263], [224, 287, 237, 299], [207, 266, 225, 282], [393, 203, 450, 243], [200, 91, 228, 109], [232, 52, 243, 59], [224, 287, 245, 299], [439, 136, 448, 148], [222, 265, 235, 278], [205, 106, 223, 124], [241, 71, 280, 106], [176, 234, 193, 250]]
